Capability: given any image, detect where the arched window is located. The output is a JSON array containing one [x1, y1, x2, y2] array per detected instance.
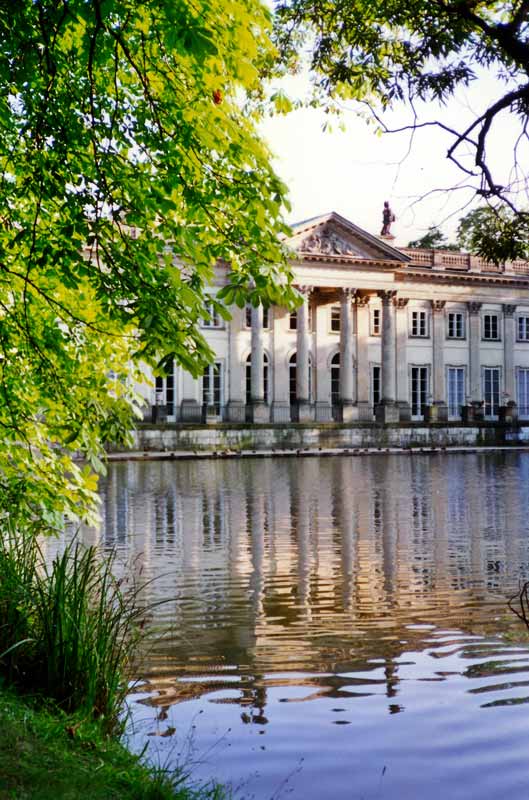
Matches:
[[331, 352, 340, 407], [246, 352, 269, 404], [289, 352, 312, 404]]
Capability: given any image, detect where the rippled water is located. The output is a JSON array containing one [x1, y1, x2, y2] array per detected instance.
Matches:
[[59, 453, 529, 799]]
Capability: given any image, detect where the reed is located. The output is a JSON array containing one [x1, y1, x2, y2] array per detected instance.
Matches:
[[0, 531, 143, 734]]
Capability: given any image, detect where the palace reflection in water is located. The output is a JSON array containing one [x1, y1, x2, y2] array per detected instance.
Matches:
[[59, 453, 529, 800], [78, 454, 529, 678]]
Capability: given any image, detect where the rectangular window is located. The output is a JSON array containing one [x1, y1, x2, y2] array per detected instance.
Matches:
[[371, 308, 381, 336], [483, 367, 500, 417], [245, 305, 269, 329], [411, 366, 429, 417], [330, 306, 341, 332], [483, 314, 500, 340], [371, 365, 381, 407], [203, 362, 223, 413], [518, 316, 529, 341], [447, 312, 465, 339], [447, 367, 465, 418], [155, 362, 175, 416], [202, 302, 222, 328], [411, 310, 428, 337], [290, 308, 313, 331], [517, 368, 529, 417]]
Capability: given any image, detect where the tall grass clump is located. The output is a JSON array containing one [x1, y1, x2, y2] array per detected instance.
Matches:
[[0, 531, 144, 734]]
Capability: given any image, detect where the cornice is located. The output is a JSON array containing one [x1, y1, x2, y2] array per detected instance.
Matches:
[[291, 257, 529, 288], [293, 255, 402, 270], [396, 268, 529, 289]]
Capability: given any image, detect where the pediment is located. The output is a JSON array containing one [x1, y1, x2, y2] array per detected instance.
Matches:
[[288, 212, 410, 264]]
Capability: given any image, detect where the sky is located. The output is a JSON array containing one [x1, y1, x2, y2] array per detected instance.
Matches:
[[259, 71, 526, 248]]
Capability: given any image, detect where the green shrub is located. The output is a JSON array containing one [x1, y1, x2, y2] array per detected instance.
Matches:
[[0, 531, 143, 734]]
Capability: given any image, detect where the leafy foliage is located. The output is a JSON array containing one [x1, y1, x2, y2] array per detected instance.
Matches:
[[274, 0, 529, 256], [0, 0, 296, 530], [407, 226, 458, 250], [456, 205, 529, 262]]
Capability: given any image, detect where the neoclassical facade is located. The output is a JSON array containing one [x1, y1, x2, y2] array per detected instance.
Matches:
[[143, 212, 529, 424]]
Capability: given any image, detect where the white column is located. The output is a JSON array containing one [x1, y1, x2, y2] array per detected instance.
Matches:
[[431, 300, 448, 421], [340, 288, 355, 421], [376, 290, 399, 423], [296, 286, 313, 421], [504, 304, 516, 402], [250, 304, 264, 402], [468, 302, 482, 404], [355, 296, 370, 419], [395, 297, 410, 421], [249, 304, 268, 422], [271, 306, 290, 422], [314, 296, 332, 422], [226, 304, 245, 421]]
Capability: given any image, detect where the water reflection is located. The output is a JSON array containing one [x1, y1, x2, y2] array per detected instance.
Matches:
[[71, 454, 529, 799], [95, 456, 529, 669]]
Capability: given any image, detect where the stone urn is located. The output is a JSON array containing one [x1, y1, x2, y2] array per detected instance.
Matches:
[[498, 401, 518, 423]]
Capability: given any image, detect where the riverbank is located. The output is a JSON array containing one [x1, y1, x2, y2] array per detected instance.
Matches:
[[107, 420, 529, 455], [107, 443, 529, 461], [0, 689, 224, 800]]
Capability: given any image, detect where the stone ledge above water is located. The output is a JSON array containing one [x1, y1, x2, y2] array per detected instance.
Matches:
[[106, 422, 529, 455]]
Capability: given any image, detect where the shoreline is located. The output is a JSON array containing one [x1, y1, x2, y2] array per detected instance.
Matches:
[[106, 444, 529, 462]]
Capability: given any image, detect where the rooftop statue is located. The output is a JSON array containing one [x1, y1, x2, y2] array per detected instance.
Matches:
[[381, 201, 396, 237]]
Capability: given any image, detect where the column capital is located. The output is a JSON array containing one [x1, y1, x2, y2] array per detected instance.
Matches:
[[431, 300, 446, 313], [503, 304, 517, 317], [467, 301, 482, 316], [296, 284, 313, 297], [394, 297, 409, 309], [355, 294, 371, 307], [378, 290, 397, 305], [340, 287, 356, 301]]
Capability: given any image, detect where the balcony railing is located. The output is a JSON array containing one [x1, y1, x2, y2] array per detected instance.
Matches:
[[399, 248, 529, 277]]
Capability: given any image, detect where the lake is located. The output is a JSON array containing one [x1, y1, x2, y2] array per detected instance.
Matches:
[[78, 453, 529, 799]]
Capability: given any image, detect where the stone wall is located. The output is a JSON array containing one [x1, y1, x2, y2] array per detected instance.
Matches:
[[109, 422, 527, 453]]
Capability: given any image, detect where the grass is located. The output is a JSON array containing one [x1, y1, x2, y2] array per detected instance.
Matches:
[[0, 688, 226, 799], [0, 532, 227, 799], [0, 532, 143, 733]]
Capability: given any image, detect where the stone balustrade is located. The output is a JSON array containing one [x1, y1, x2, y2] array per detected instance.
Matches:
[[400, 248, 529, 276]]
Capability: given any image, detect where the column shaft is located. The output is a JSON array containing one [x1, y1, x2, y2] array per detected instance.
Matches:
[[226, 305, 245, 421], [376, 291, 399, 423], [296, 288, 311, 410], [432, 300, 447, 421], [339, 289, 354, 405], [395, 298, 410, 420], [468, 302, 482, 402], [250, 304, 264, 402], [314, 298, 332, 421], [355, 297, 370, 419], [249, 304, 269, 422], [271, 307, 290, 422], [380, 291, 396, 400], [504, 305, 516, 400]]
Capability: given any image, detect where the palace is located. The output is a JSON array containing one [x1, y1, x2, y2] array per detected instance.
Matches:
[[142, 211, 529, 425]]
